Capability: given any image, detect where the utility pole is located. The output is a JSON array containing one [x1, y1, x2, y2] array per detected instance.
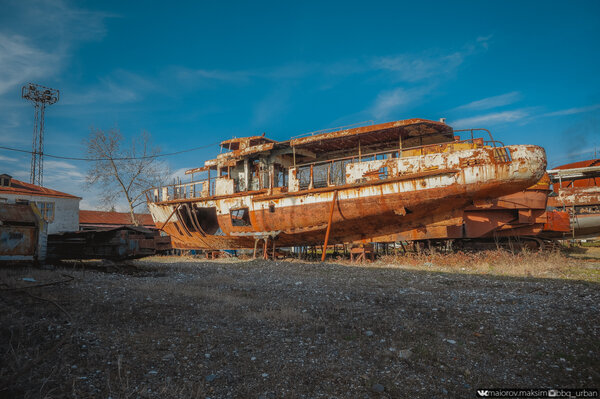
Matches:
[[22, 83, 59, 186]]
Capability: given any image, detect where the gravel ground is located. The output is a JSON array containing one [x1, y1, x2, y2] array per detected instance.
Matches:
[[1, 256, 598, 398]]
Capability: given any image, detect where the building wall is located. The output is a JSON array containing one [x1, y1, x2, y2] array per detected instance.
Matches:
[[0, 193, 80, 234]]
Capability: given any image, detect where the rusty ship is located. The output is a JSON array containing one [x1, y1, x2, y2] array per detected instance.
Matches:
[[145, 118, 547, 251], [547, 158, 600, 239]]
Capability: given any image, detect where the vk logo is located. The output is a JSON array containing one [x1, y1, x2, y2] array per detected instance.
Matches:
[[477, 391, 489, 397]]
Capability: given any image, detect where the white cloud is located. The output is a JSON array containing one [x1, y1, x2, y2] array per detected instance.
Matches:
[[476, 35, 493, 49], [371, 88, 413, 120], [44, 160, 79, 170], [44, 159, 86, 182], [542, 103, 600, 117], [0, 34, 60, 95], [10, 169, 29, 180], [371, 52, 464, 82], [370, 86, 431, 120], [0, 154, 18, 163], [174, 37, 487, 89], [455, 92, 521, 111], [252, 88, 291, 126], [0, 0, 112, 97], [173, 62, 317, 86], [451, 109, 529, 128]]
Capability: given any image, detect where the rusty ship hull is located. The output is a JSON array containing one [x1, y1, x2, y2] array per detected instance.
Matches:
[[367, 174, 571, 248], [547, 159, 600, 239], [148, 139, 547, 249]]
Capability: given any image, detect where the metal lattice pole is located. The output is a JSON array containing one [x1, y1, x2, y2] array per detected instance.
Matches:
[[22, 83, 59, 186]]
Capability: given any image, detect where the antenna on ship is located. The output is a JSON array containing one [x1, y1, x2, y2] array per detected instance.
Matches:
[[22, 83, 60, 186]]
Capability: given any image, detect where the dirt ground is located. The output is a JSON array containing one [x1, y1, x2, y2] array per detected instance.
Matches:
[[1, 252, 599, 398]]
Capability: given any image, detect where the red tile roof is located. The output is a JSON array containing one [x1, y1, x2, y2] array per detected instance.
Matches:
[[79, 210, 155, 227], [0, 176, 80, 199]]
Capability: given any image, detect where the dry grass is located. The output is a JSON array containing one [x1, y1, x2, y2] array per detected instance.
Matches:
[[368, 248, 600, 282]]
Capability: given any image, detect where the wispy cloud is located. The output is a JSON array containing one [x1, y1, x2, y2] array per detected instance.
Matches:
[[0, 0, 113, 97], [173, 62, 318, 87], [252, 87, 291, 126], [174, 67, 252, 84], [0, 154, 18, 163], [371, 52, 465, 83], [0, 34, 60, 95], [455, 91, 521, 111], [364, 37, 491, 121], [370, 86, 430, 120], [451, 109, 529, 128], [476, 34, 493, 50], [44, 159, 86, 181], [174, 36, 490, 89], [542, 103, 600, 117]]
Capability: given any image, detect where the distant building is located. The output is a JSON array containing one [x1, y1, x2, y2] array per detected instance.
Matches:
[[79, 210, 155, 230], [0, 174, 80, 234]]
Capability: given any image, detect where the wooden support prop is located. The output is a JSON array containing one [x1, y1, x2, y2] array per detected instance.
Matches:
[[159, 204, 181, 231], [263, 238, 269, 260], [321, 190, 338, 262], [253, 238, 259, 259]]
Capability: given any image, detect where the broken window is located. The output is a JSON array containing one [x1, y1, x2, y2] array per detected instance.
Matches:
[[230, 207, 251, 226], [273, 164, 288, 188]]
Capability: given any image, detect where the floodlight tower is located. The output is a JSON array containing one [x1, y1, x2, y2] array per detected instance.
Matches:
[[22, 83, 59, 186]]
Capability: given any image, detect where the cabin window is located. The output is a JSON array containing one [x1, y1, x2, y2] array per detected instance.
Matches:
[[230, 207, 251, 226], [36, 201, 55, 222], [250, 160, 261, 191], [16, 199, 29, 204], [272, 164, 288, 188]]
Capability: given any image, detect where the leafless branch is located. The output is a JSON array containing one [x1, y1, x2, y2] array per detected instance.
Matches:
[[83, 128, 169, 225]]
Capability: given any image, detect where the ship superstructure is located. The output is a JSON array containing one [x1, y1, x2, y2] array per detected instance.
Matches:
[[145, 118, 547, 251]]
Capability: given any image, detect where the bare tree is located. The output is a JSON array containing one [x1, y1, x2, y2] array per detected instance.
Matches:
[[84, 128, 168, 225]]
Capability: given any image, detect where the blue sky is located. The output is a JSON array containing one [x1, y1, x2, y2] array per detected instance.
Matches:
[[1, 0, 599, 210]]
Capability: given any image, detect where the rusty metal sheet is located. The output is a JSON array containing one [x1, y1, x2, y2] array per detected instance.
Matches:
[[148, 144, 547, 249], [0, 203, 39, 224], [0, 203, 41, 260], [543, 210, 571, 235], [288, 119, 453, 155], [217, 142, 275, 159], [0, 226, 37, 257], [220, 136, 276, 151], [370, 177, 554, 243], [548, 186, 600, 208]]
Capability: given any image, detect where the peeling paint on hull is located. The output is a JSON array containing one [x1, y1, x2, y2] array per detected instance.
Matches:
[[148, 145, 547, 249]]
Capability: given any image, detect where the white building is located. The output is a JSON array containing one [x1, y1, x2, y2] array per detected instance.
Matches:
[[0, 174, 81, 234]]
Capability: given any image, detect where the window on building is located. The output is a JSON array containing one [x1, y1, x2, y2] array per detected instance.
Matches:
[[0, 174, 11, 187], [36, 201, 55, 222]]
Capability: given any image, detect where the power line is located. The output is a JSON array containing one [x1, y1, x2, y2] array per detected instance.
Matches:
[[0, 142, 221, 162]]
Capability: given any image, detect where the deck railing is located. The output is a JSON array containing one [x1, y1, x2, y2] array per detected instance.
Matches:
[[145, 134, 509, 202]]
